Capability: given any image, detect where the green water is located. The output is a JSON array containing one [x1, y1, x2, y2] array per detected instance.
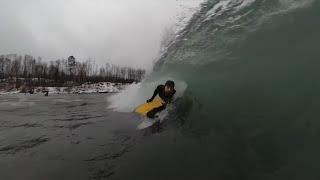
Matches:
[[113, 0, 320, 179]]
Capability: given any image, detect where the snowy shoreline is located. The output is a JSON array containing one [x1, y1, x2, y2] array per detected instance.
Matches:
[[0, 82, 127, 95]]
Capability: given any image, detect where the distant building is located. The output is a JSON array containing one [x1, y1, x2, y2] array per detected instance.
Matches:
[[68, 56, 76, 74]]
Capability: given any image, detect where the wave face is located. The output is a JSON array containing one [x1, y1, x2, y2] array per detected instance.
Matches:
[[144, 0, 320, 179]]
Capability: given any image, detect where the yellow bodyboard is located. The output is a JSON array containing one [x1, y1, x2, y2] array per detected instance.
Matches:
[[134, 98, 164, 116]]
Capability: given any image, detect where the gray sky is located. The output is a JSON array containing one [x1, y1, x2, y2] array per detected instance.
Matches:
[[0, 0, 201, 70]]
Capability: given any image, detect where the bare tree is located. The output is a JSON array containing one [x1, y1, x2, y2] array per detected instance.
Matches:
[[0, 54, 146, 87]]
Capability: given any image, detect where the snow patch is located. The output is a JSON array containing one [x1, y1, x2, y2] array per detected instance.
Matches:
[[0, 82, 126, 95]]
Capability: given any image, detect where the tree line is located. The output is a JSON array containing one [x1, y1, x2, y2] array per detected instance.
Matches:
[[0, 54, 145, 87]]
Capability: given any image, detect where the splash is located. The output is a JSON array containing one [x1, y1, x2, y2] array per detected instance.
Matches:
[[107, 78, 187, 113]]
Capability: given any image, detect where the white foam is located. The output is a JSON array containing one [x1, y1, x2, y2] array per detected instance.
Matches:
[[137, 118, 157, 130], [136, 105, 170, 130], [204, 0, 232, 22]]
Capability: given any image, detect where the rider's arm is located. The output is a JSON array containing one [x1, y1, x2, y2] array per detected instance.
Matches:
[[148, 85, 160, 102]]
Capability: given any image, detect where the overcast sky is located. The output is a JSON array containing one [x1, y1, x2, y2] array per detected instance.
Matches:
[[0, 0, 202, 70]]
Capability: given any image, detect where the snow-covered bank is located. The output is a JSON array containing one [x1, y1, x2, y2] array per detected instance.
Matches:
[[0, 82, 127, 95], [0, 91, 21, 95]]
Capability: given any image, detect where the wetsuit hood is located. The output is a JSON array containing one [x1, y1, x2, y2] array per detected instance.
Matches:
[[165, 80, 175, 88]]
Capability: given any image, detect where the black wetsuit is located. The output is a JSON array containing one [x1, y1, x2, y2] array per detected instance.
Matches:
[[146, 85, 176, 118]]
